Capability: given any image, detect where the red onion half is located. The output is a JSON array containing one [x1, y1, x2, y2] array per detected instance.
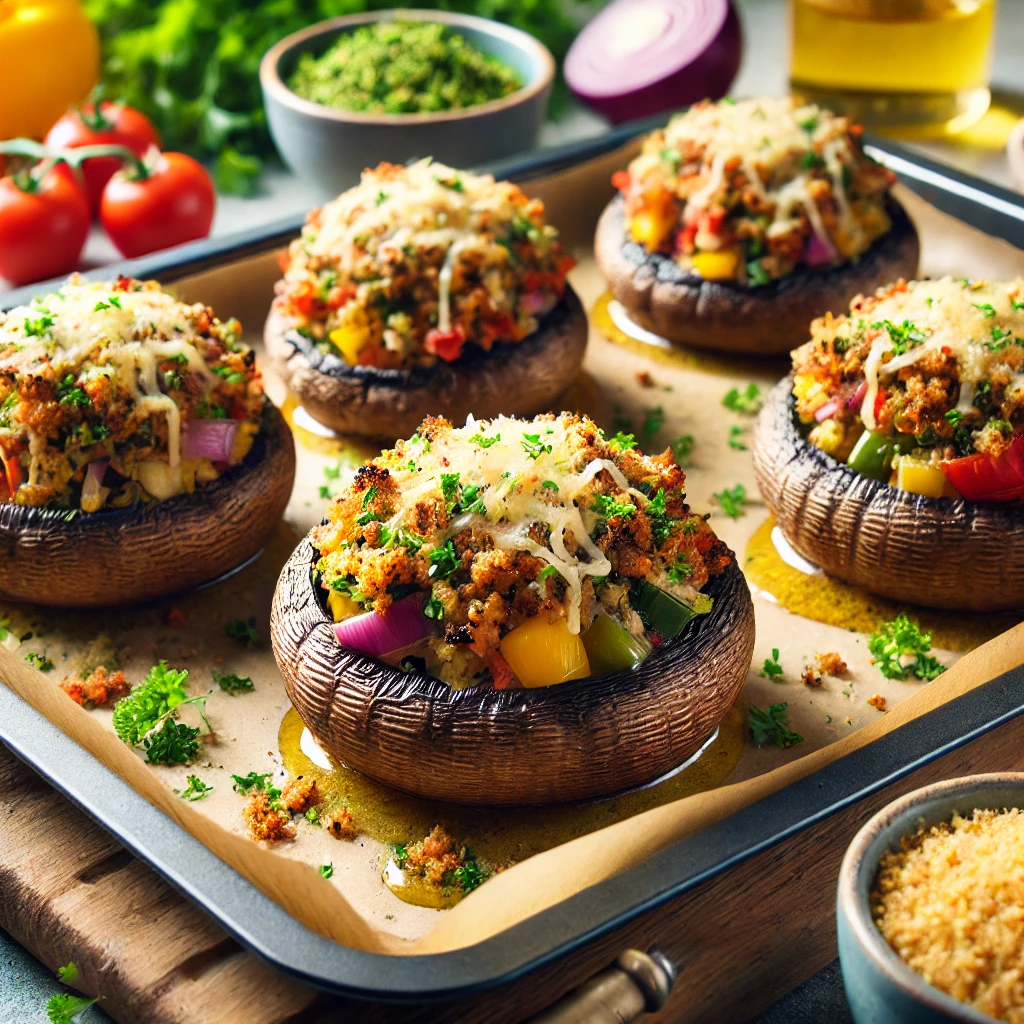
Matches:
[[333, 595, 434, 659], [847, 380, 867, 411], [182, 419, 238, 462], [814, 398, 841, 422], [565, 0, 742, 124]]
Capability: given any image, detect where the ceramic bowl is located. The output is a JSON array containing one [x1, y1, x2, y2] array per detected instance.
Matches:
[[837, 773, 1024, 1024], [260, 9, 555, 196]]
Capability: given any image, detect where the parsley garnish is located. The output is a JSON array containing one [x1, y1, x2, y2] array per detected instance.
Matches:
[[468, 432, 500, 448], [57, 374, 91, 408], [452, 853, 488, 892], [592, 494, 635, 520], [659, 147, 680, 169], [985, 324, 1016, 351], [212, 667, 254, 694], [424, 596, 445, 620], [46, 992, 97, 1024], [972, 302, 997, 318], [375, 190, 389, 205], [112, 661, 209, 765], [56, 964, 77, 984], [305, 807, 321, 825], [25, 651, 54, 672], [647, 488, 674, 545], [760, 647, 784, 682], [671, 434, 695, 465], [521, 432, 552, 459], [667, 556, 691, 584], [747, 259, 771, 286], [439, 472, 460, 504], [640, 406, 665, 446], [540, 479, 559, 491], [435, 174, 464, 192], [944, 409, 965, 426], [428, 540, 460, 580], [799, 151, 825, 170], [607, 431, 638, 452], [538, 565, 559, 580], [226, 617, 260, 648], [873, 319, 926, 355], [1011, 297, 1024, 311], [868, 613, 945, 681], [231, 772, 282, 808], [798, 115, 819, 133], [722, 383, 762, 414], [713, 484, 747, 519], [728, 425, 748, 450], [23, 312, 54, 337], [749, 703, 804, 748], [319, 863, 334, 879], [181, 775, 213, 800]]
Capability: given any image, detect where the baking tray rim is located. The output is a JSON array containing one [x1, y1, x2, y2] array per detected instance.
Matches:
[[1, 122, 1023, 1001]]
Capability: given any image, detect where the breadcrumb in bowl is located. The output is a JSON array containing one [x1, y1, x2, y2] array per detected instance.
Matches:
[[270, 535, 755, 806]]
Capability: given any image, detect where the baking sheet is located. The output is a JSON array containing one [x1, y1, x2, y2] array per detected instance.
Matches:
[[0, 143, 1022, 956]]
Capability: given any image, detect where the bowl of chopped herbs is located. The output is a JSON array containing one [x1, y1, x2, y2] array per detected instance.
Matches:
[[260, 9, 555, 194]]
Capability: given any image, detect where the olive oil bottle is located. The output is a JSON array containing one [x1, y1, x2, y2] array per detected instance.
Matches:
[[790, 0, 996, 137]]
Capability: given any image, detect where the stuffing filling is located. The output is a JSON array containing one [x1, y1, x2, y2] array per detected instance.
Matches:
[[0, 276, 265, 510], [273, 160, 574, 370], [792, 277, 1024, 501], [313, 413, 732, 689], [612, 97, 897, 286]]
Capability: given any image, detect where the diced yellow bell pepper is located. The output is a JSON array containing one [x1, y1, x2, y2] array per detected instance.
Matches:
[[629, 206, 675, 250], [691, 249, 740, 281], [808, 418, 845, 458], [500, 614, 591, 688], [328, 590, 363, 623], [329, 323, 373, 365], [896, 459, 949, 499]]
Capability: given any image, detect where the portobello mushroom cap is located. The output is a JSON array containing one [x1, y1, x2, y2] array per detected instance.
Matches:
[[594, 196, 920, 356], [752, 377, 1024, 612], [0, 404, 296, 609], [271, 536, 755, 806], [263, 286, 589, 439]]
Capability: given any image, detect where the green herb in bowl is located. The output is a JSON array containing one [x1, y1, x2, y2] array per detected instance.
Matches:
[[288, 21, 522, 114]]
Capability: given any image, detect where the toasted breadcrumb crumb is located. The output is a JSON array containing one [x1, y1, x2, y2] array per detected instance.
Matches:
[[326, 807, 360, 841], [637, 370, 654, 388], [60, 667, 130, 709], [874, 809, 1024, 1022], [404, 825, 462, 885], [801, 665, 823, 687], [243, 790, 296, 843], [867, 693, 887, 712], [281, 777, 320, 815], [816, 651, 848, 676]]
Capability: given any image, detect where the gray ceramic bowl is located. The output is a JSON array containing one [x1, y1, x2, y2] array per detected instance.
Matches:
[[838, 773, 1024, 1024], [260, 9, 555, 196]]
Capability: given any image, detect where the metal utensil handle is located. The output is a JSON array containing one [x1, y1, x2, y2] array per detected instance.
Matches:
[[528, 947, 676, 1023]]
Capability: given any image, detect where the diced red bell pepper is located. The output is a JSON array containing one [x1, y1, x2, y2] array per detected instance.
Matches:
[[941, 432, 1024, 502], [611, 170, 631, 193], [424, 325, 466, 362]]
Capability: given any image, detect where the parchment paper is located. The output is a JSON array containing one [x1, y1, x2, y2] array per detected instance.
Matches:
[[0, 141, 1022, 955]]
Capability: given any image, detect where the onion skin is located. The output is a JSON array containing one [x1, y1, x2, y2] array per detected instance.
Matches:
[[271, 536, 755, 806], [752, 377, 1024, 612], [0, 405, 296, 609], [264, 287, 588, 440], [594, 195, 920, 356]]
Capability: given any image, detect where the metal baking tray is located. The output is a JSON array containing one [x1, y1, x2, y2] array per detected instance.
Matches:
[[2, 122, 1024, 1006]]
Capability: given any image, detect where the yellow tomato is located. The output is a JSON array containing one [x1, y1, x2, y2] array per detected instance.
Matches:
[[500, 614, 591, 688], [329, 322, 372, 364], [0, 1, 100, 140], [896, 459, 951, 499], [691, 249, 740, 281]]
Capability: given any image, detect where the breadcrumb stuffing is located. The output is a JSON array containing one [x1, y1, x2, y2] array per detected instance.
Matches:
[[867, 693, 887, 712], [326, 807, 360, 841], [243, 791, 296, 843], [816, 651, 848, 676], [281, 778, 320, 816], [874, 809, 1024, 1022], [403, 825, 462, 886], [60, 667, 130, 709]]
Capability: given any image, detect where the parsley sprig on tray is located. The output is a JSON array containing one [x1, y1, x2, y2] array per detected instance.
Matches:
[[868, 613, 945, 681], [749, 703, 804, 749]]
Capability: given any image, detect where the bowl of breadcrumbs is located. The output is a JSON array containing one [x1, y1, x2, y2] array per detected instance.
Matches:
[[838, 773, 1024, 1024]]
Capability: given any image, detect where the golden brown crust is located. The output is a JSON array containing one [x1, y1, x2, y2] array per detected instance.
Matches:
[[264, 288, 588, 439], [594, 195, 920, 356]]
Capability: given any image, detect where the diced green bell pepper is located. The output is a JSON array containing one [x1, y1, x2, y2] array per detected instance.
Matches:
[[846, 430, 915, 481], [581, 614, 653, 676], [632, 581, 713, 638]]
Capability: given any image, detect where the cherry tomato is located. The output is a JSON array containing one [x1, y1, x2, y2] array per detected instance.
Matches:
[[424, 325, 466, 362], [942, 432, 1024, 502], [100, 152, 215, 259], [45, 101, 160, 213], [0, 163, 90, 286]]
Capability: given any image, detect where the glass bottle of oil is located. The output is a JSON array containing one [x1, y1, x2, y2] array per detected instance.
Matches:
[[790, 0, 997, 137]]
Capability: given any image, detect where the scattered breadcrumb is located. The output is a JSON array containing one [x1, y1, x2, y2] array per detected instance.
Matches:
[[867, 693, 887, 712], [816, 651, 848, 676], [874, 809, 1024, 1022], [325, 807, 360, 841], [60, 667, 130, 709], [637, 370, 654, 388], [801, 665, 822, 687], [281, 778, 320, 815], [243, 791, 296, 842], [403, 825, 462, 885]]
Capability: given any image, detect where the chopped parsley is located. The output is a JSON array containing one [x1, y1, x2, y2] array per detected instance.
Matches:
[[520, 432, 552, 460], [231, 772, 282, 808], [451, 854, 488, 893], [713, 483, 747, 519], [722, 383, 762, 414], [592, 494, 635, 521], [728, 425, 748, 451], [25, 651, 54, 672], [640, 405, 665, 446], [799, 150, 825, 170], [759, 647, 784, 682], [23, 312, 54, 337], [225, 617, 260, 648], [749, 703, 804, 749], [428, 540, 460, 580], [453, 483, 486, 516], [607, 431, 638, 452], [435, 174, 465, 192], [944, 409, 966, 426], [319, 863, 334, 879], [439, 472, 460, 505], [112, 661, 209, 766], [424, 596, 445, 620], [538, 565, 559, 580], [667, 556, 691, 584], [798, 115, 819, 133], [305, 807, 321, 825], [659, 147, 680, 169], [985, 324, 1017, 351], [747, 259, 772, 286], [671, 434, 695, 465], [212, 668, 254, 694], [868, 613, 945, 681], [375, 190, 389, 206], [181, 775, 213, 801], [57, 374, 91, 408], [541, 479, 559, 491], [46, 992, 97, 1024], [468, 432, 500, 448], [1012, 297, 1024, 311], [972, 302, 997, 318], [872, 319, 927, 355], [647, 488, 674, 544]]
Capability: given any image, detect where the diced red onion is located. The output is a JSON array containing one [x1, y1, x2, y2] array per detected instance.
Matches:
[[520, 290, 552, 316], [87, 460, 108, 486], [814, 398, 841, 422], [182, 419, 238, 462], [81, 461, 111, 511], [565, 0, 741, 124], [804, 232, 835, 268], [847, 380, 867, 410], [333, 596, 434, 658]]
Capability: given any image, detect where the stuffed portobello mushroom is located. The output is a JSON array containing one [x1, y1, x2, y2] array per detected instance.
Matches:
[[595, 97, 920, 355], [0, 276, 296, 608], [272, 412, 754, 805], [753, 277, 1024, 611], [265, 160, 588, 439]]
